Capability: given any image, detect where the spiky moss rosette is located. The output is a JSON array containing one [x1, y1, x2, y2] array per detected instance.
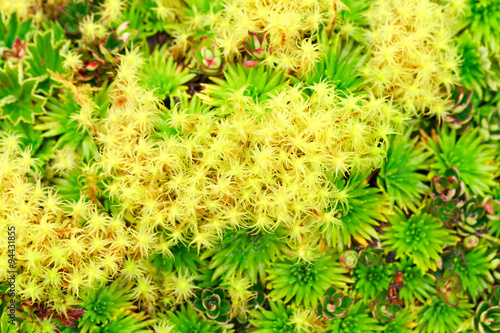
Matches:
[[382, 208, 460, 273], [2, 0, 500, 332]]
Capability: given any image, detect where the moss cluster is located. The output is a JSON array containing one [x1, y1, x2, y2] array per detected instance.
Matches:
[[1, 0, 500, 332]]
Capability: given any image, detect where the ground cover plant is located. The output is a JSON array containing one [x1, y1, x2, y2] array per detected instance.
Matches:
[[1, 0, 500, 332]]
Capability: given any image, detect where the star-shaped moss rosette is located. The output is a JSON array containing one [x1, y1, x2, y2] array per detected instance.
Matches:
[[369, 291, 402, 322], [266, 252, 353, 308], [193, 37, 224, 75], [192, 288, 231, 323], [250, 300, 310, 332], [453, 246, 498, 301], [167, 304, 224, 333], [198, 62, 289, 112], [427, 127, 497, 197], [354, 259, 391, 301], [378, 129, 431, 213], [327, 301, 381, 333], [392, 257, 436, 305], [326, 171, 390, 249], [203, 228, 288, 284], [149, 239, 205, 277], [0, 119, 55, 174], [381, 308, 417, 333], [141, 45, 195, 101], [79, 279, 134, 329], [418, 297, 474, 333], [436, 272, 463, 308], [34, 82, 109, 162], [0, 63, 46, 125], [474, 285, 500, 333], [316, 287, 353, 319], [382, 208, 459, 273], [456, 30, 492, 98]]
